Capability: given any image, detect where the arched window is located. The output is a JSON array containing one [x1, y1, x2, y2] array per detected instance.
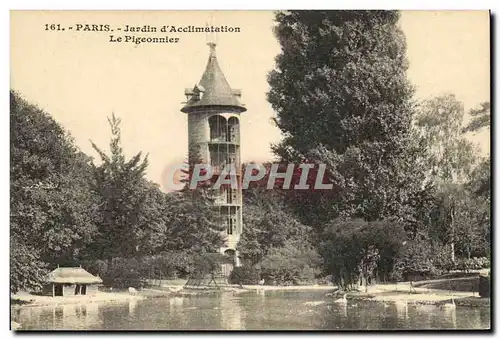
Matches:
[[208, 115, 228, 142]]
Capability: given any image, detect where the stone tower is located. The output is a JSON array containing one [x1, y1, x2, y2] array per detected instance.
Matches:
[[181, 42, 246, 266]]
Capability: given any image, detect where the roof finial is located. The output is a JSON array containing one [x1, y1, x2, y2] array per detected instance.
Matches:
[[206, 11, 217, 58], [207, 42, 216, 58]]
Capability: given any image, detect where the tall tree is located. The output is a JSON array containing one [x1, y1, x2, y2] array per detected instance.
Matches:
[[462, 103, 491, 258], [89, 114, 149, 263], [269, 11, 414, 157], [161, 191, 226, 253], [415, 94, 478, 186], [414, 94, 480, 262], [239, 186, 313, 266], [10, 91, 97, 292], [463, 101, 491, 200], [267, 10, 426, 229], [175, 139, 227, 253], [463, 101, 490, 134]]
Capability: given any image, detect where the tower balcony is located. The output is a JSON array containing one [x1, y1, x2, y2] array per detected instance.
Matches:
[[208, 139, 240, 146], [210, 164, 243, 176]]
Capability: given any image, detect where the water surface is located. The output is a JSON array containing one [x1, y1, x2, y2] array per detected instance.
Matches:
[[13, 290, 490, 331]]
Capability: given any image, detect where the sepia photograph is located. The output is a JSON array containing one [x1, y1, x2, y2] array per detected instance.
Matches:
[[9, 9, 491, 331]]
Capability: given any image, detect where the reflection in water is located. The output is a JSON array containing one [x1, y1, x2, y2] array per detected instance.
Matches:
[[470, 309, 481, 329], [13, 291, 490, 331], [443, 308, 457, 329], [169, 297, 184, 309], [15, 302, 101, 330], [339, 303, 347, 318], [81, 303, 100, 328], [128, 299, 138, 316], [220, 294, 243, 330], [394, 301, 409, 320]]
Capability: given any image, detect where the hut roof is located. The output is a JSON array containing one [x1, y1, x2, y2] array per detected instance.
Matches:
[[47, 267, 103, 284]]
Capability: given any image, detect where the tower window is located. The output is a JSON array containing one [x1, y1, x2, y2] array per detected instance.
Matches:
[[227, 216, 234, 235], [228, 117, 240, 143]]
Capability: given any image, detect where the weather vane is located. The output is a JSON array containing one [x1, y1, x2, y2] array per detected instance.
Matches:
[[206, 11, 218, 47]]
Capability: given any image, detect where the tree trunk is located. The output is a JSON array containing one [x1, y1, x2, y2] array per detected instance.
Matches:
[[450, 205, 455, 263]]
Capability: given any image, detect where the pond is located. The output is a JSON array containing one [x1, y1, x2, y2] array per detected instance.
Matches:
[[13, 290, 490, 331]]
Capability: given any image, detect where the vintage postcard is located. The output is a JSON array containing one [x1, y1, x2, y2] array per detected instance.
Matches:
[[10, 10, 491, 331]]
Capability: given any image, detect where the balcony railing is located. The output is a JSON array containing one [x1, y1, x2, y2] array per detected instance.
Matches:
[[209, 134, 240, 144], [210, 164, 242, 176]]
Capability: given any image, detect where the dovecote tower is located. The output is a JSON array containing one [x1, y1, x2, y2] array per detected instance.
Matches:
[[181, 42, 246, 267]]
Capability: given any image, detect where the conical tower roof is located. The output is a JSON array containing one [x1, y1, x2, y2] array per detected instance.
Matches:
[[181, 43, 246, 113]]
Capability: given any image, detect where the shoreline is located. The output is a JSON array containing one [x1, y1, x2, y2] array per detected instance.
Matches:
[[11, 282, 490, 309], [345, 283, 490, 308], [348, 293, 490, 308], [238, 285, 335, 291], [11, 291, 147, 308]]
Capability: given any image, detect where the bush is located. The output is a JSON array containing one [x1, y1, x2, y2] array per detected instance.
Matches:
[[433, 247, 455, 272], [229, 266, 261, 285], [141, 251, 195, 280], [455, 257, 490, 271], [316, 275, 333, 285], [102, 257, 144, 289], [393, 240, 440, 282], [320, 219, 406, 289], [260, 242, 320, 286]]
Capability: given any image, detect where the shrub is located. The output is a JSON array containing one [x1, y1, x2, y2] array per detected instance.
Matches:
[[141, 251, 195, 280], [82, 259, 108, 278], [102, 257, 144, 289], [455, 257, 490, 271], [320, 219, 406, 289], [260, 242, 320, 285], [229, 266, 261, 285], [432, 247, 455, 272], [393, 240, 440, 282], [316, 275, 333, 285]]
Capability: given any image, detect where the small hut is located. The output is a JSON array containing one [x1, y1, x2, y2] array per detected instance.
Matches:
[[42, 267, 102, 297]]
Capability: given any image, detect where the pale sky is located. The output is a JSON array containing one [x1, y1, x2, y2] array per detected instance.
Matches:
[[10, 11, 490, 190]]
